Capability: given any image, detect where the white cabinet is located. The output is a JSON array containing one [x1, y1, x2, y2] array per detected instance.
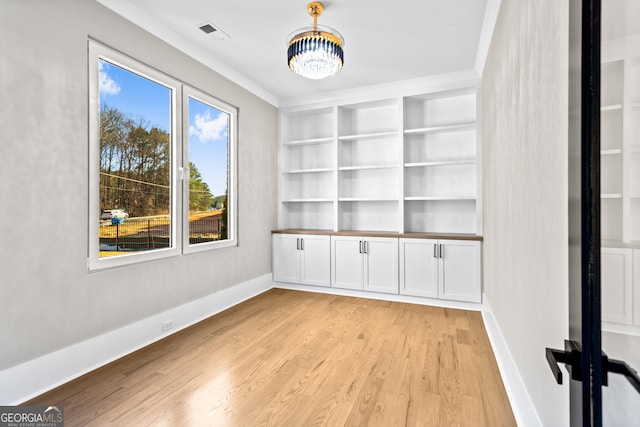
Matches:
[[274, 232, 482, 304], [331, 235, 399, 294], [601, 247, 640, 331], [399, 238, 481, 303], [365, 238, 400, 294], [438, 239, 481, 302], [272, 234, 330, 287], [331, 237, 363, 290], [399, 238, 439, 298]]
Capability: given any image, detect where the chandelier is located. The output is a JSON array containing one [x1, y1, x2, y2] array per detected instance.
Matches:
[[287, 1, 344, 80]]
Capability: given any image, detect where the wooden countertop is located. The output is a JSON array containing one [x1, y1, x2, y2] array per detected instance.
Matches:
[[272, 229, 483, 241]]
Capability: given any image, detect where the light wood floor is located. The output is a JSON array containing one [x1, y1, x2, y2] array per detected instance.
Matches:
[[27, 289, 516, 426]]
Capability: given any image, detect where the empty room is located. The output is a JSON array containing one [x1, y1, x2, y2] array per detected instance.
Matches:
[[1, 0, 639, 426]]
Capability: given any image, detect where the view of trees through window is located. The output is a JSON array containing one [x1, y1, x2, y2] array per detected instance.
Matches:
[[187, 97, 230, 245], [98, 59, 230, 258], [99, 104, 171, 218]]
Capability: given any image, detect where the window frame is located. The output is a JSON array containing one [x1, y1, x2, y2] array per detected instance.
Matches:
[[88, 41, 237, 271]]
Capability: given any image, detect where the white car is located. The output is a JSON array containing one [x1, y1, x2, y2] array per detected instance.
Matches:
[[101, 209, 129, 220]]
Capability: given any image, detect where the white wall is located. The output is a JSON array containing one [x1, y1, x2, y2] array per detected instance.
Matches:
[[482, 1, 570, 425], [0, 0, 277, 371]]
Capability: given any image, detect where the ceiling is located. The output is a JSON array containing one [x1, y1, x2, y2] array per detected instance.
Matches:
[[97, 0, 491, 106]]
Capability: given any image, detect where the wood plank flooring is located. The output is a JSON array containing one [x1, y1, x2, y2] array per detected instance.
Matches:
[[26, 289, 516, 426]]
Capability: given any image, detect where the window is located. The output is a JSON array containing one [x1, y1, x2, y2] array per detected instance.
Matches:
[[88, 41, 237, 270], [183, 88, 236, 253]]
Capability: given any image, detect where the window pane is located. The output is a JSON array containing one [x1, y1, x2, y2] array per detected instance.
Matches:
[[98, 59, 172, 258], [188, 97, 230, 244]]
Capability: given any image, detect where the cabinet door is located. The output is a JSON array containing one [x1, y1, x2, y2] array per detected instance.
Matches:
[[438, 240, 481, 303], [300, 234, 331, 287], [272, 234, 300, 284], [602, 247, 633, 325], [364, 237, 399, 294], [399, 238, 438, 298], [331, 236, 364, 290]]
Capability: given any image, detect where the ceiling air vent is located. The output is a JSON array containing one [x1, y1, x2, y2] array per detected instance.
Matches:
[[198, 22, 230, 40], [199, 23, 216, 34]]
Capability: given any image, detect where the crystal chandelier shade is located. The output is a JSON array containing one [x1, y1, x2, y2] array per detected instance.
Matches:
[[287, 2, 344, 80]]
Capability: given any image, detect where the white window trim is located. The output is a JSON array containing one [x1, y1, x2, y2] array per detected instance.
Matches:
[[88, 41, 238, 271], [182, 86, 238, 254]]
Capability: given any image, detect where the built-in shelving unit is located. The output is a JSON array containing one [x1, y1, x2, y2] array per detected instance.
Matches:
[[628, 57, 640, 243], [403, 88, 478, 234], [601, 60, 624, 242], [278, 84, 481, 236], [601, 48, 640, 245], [279, 107, 336, 231], [600, 45, 640, 336], [337, 99, 402, 232]]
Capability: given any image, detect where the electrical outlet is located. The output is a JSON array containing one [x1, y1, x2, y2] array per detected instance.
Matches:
[[161, 320, 173, 332]]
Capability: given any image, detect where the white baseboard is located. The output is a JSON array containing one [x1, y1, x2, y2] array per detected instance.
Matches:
[[0, 273, 273, 405], [482, 294, 542, 427], [275, 282, 483, 311]]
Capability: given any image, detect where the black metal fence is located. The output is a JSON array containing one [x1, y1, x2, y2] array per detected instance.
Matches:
[[100, 215, 222, 253]]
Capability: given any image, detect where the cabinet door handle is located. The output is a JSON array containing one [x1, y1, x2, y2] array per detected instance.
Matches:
[[300, 238, 304, 251], [434, 243, 438, 258], [440, 244, 444, 258], [364, 241, 368, 254], [359, 240, 363, 254], [297, 238, 300, 250]]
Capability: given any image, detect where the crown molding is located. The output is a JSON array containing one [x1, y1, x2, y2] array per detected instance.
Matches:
[[95, 0, 280, 107], [474, 0, 503, 76]]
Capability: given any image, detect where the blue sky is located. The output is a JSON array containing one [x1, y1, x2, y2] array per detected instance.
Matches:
[[187, 98, 229, 198], [99, 59, 229, 197]]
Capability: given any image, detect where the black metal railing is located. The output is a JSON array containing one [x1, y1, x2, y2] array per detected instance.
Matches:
[[99, 215, 223, 254]]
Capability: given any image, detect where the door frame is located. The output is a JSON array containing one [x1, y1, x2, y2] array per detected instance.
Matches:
[[568, 0, 602, 424]]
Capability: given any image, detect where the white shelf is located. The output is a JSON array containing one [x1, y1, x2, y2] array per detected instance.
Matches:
[[601, 104, 623, 112], [404, 122, 476, 135], [282, 199, 334, 203], [338, 131, 398, 141], [404, 160, 475, 168], [601, 149, 623, 155], [286, 168, 333, 174], [405, 196, 476, 201], [601, 194, 623, 199], [339, 197, 398, 202], [284, 137, 333, 146], [339, 164, 398, 171]]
